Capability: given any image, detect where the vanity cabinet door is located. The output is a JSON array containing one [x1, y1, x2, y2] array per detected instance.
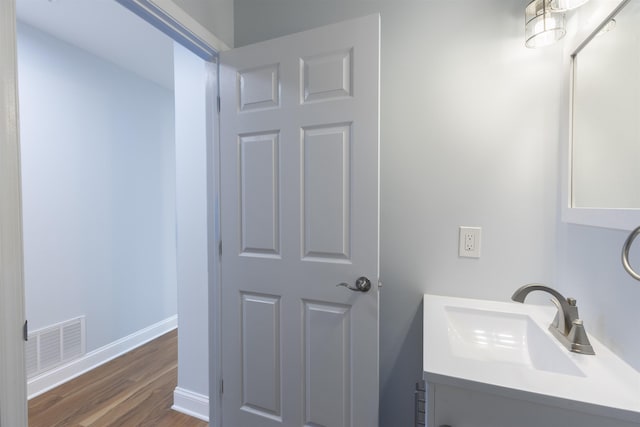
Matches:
[[430, 384, 639, 427]]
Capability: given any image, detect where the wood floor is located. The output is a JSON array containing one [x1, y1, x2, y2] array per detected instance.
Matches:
[[28, 330, 208, 427]]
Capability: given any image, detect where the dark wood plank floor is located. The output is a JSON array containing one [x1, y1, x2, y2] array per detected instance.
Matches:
[[29, 329, 208, 427]]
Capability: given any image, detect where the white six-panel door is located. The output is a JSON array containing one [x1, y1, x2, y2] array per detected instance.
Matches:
[[220, 14, 380, 427]]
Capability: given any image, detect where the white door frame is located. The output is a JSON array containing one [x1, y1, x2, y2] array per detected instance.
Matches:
[[0, 1, 226, 425], [0, 2, 28, 425]]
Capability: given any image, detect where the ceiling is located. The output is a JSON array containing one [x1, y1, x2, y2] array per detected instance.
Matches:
[[16, 0, 175, 91]]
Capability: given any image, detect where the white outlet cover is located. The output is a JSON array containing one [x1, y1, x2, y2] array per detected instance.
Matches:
[[459, 226, 481, 258]]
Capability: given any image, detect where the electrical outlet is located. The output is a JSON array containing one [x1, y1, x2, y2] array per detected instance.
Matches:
[[459, 226, 481, 258]]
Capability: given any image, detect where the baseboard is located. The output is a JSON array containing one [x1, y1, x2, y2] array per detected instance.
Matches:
[[27, 315, 178, 399], [172, 387, 209, 422]]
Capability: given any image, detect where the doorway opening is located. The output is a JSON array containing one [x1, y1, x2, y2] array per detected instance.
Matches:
[[15, 0, 217, 423]]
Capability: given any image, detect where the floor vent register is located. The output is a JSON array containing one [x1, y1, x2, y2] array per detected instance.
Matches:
[[25, 316, 86, 378]]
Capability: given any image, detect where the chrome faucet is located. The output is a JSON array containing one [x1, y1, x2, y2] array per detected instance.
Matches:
[[511, 284, 595, 355]]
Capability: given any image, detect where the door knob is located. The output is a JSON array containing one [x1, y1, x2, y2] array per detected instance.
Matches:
[[336, 276, 371, 292]]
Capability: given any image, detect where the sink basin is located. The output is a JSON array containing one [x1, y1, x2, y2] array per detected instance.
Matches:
[[424, 294, 640, 424], [445, 306, 584, 377]]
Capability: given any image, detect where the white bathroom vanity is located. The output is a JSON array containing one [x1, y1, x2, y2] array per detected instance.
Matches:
[[423, 294, 640, 427]]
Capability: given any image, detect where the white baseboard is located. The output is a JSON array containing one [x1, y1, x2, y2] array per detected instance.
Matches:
[[27, 315, 178, 399], [172, 387, 209, 422]]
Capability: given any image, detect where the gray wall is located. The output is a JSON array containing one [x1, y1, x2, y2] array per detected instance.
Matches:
[[558, 225, 640, 372], [18, 22, 177, 352], [235, 1, 563, 425], [173, 0, 234, 47]]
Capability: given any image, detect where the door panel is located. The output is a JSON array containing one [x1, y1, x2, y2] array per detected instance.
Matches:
[[241, 293, 282, 420], [238, 64, 280, 111], [239, 132, 280, 257], [220, 14, 380, 427], [304, 301, 351, 427], [302, 123, 351, 261], [301, 49, 352, 103]]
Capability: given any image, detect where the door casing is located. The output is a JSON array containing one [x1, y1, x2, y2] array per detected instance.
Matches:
[[0, 1, 28, 425]]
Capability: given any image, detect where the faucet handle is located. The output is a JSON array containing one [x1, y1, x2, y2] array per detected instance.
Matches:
[[567, 319, 595, 355]]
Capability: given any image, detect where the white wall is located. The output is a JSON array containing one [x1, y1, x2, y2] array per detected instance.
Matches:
[[234, 1, 563, 425], [18, 22, 177, 352], [172, 0, 234, 47], [173, 42, 211, 399]]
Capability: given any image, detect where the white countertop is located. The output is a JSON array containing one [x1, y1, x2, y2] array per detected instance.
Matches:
[[423, 293, 640, 424]]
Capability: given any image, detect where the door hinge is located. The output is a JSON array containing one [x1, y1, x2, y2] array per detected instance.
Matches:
[[219, 240, 222, 257], [220, 379, 224, 394], [217, 95, 221, 113], [23, 320, 28, 341]]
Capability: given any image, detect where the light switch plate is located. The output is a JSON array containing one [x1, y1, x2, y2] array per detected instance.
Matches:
[[459, 226, 481, 258]]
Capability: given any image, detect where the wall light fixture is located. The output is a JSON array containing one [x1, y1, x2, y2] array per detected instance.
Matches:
[[525, 0, 567, 48], [550, 0, 590, 11]]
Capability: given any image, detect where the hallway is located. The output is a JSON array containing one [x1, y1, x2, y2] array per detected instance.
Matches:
[[28, 330, 207, 426]]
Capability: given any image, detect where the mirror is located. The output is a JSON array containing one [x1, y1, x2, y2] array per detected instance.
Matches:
[[571, 0, 640, 210]]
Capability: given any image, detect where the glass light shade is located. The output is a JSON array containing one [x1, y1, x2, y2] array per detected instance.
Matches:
[[525, 0, 566, 48], [549, 0, 589, 11]]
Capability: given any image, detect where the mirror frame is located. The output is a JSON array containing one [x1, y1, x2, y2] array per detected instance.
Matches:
[[561, 0, 638, 231]]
